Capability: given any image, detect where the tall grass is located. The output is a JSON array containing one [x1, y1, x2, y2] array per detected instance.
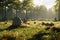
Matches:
[[0, 21, 60, 40]]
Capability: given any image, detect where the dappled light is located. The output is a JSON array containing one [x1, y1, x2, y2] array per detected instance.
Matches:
[[0, 0, 60, 40]]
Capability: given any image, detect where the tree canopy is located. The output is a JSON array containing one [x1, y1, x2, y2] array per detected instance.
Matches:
[[54, 0, 60, 20]]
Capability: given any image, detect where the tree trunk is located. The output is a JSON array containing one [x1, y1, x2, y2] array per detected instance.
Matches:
[[58, 4, 60, 21]]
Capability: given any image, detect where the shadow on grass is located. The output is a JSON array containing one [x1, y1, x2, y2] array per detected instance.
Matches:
[[0, 25, 20, 31], [27, 31, 55, 40], [28, 32, 50, 40], [6, 25, 20, 30]]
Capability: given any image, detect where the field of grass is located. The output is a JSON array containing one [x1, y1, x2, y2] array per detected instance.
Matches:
[[0, 20, 60, 40]]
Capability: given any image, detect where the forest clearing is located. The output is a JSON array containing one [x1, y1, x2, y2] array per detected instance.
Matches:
[[0, 21, 60, 40]]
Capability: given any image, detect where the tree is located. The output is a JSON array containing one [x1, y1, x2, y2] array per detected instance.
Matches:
[[0, 0, 8, 21], [0, 0, 22, 20], [55, 0, 60, 20], [21, 0, 33, 23], [0, 0, 33, 23], [38, 5, 47, 20], [27, 5, 47, 20]]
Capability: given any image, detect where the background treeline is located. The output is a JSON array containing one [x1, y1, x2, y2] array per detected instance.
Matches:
[[0, 0, 59, 21]]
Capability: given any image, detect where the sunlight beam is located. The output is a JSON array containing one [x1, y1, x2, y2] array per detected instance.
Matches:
[[33, 0, 56, 9]]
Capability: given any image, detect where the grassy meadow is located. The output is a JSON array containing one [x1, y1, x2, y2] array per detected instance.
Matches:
[[0, 20, 60, 40]]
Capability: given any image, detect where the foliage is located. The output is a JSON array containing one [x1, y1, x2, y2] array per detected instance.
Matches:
[[0, 0, 34, 22], [54, 0, 60, 11], [55, 0, 60, 20]]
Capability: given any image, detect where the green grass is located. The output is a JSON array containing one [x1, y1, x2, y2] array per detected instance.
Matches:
[[0, 21, 60, 40]]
